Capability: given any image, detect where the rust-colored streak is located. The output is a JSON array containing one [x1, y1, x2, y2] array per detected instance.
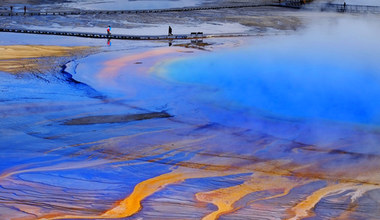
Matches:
[[196, 174, 304, 220], [45, 167, 242, 220], [287, 183, 355, 220], [287, 183, 380, 220], [102, 172, 186, 218], [101, 167, 245, 218], [196, 184, 253, 220]]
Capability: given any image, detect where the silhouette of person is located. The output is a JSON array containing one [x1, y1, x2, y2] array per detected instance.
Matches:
[[168, 26, 173, 36], [24, 6, 27, 14]]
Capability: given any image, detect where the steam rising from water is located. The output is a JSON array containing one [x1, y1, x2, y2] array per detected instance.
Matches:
[[165, 17, 380, 126]]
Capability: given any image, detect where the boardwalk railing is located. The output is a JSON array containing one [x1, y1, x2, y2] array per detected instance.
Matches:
[[304, 3, 380, 13], [0, 3, 303, 17], [0, 28, 249, 40], [1, 2, 378, 17]]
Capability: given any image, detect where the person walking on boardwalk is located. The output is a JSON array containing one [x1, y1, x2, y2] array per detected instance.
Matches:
[[168, 26, 173, 36], [107, 26, 111, 36], [24, 6, 27, 15]]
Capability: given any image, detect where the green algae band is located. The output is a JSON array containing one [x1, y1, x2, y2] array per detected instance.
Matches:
[[63, 111, 172, 125]]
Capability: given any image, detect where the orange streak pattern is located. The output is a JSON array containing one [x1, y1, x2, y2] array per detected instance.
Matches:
[[102, 172, 186, 218], [196, 174, 304, 220], [287, 183, 380, 220], [101, 168, 249, 218], [45, 168, 240, 219]]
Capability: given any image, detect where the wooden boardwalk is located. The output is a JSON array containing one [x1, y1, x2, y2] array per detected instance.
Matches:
[[0, 3, 302, 17], [318, 3, 380, 13], [1, 2, 378, 41], [1, 2, 379, 17], [283, 1, 380, 13], [0, 28, 248, 40]]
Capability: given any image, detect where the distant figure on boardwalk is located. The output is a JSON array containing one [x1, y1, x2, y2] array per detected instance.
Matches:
[[24, 6, 27, 14], [344, 2, 346, 9], [107, 26, 111, 36], [10, 6, 13, 12], [168, 26, 173, 36]]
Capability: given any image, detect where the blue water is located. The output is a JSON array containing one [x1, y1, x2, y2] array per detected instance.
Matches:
[[166, 19, 380, 125]]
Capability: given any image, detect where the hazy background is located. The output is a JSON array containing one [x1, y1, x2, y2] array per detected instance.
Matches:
[[164, 16, 380, 126]]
